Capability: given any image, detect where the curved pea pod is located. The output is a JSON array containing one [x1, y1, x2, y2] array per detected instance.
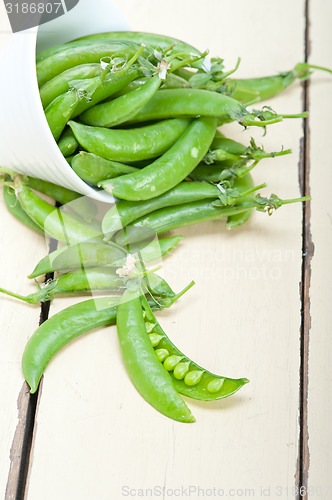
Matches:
[[0, 268, 123, 304], [116, 286, 195, 423], [226, 173, 255, 229], [80, 74, 163, 128], [189, 161, 235, 183], [114, 73, 190, 97], [24, 175, 98, 222], [229, 62, 330, 105], [45, 89, 82, 141], [128, 235, 183, 262], [101, 117, 217, 201], [74, 30, 202, 58], [141, 296, 249, 401], [39, 63, 102, 108], [45, 68, 141, 141], [57, 128, 79, 157], [3, 184, 44, 235], [209, 130, 248, 156], [71, 67, 141, 118], [28, 242, 127, 279], [0, 268, 175, 304], [143, 272, 175, 298], [68, 118, 191, 163], [115, 200, 252, 245], [126, 88, 247, 123], [27, 235, 181, 280], [21, 290, 187, 395], [12, 180, 102, 244], [102, 181, 221, 238], [71, 152, 138, 186], [36, 40, 141, 86], [22, 297, 121, 393]]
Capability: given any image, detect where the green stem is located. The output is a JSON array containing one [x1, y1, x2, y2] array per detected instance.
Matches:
[[0, 287, 37, 304]]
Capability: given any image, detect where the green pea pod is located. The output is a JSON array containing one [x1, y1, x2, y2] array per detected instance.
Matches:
[[115, 200, 258, 245], [45, 89, 81, 141], [115, 192, 308, 245], [114, 73, 190, 97], [39, 63, 102, 108], [230, 62, 326, 104], [102, 181, 221, 238], [21, 288, 188, 394], [28, 242, 127, 279], [26, 175, 82, 204], [226, 173, 255, 229], [189, 161, 235, 183], [71, 67, 141, 118], [57, 128, 79, 157], [74, 30, 201, 57], [36, 40, 141, 86], [116, 285, 195, 423], [226, 209, 254, 229], [128, 235, 183, 262], [125, 89, 247, 123], [36, 32, 201, 64], [0, 267, 175, 304], [45, 67, 142, 141], [101, 117, 217, 201], [68, 118, 191, 163], [22, 297, 121, 393], [28, 235, 181, 280], [71, 152, 139, 186], [80, 74, 163, 127], [210, 131, 248, 155], [3, 184, 44, 235], [13, 179, 102, 245], [141, 295, 249, 401]]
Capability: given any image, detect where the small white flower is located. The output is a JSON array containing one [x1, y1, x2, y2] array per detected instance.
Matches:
[[157, 59, 170, 80], [116, 254, 137, 278]]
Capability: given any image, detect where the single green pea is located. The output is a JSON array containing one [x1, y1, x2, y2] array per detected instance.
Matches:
[[164, 355, 182, 372], [173, 362, 190, 380], [149, 333, 162, 347], [145, 322, 157, 333], [207, 378, 225, 393], [184, 370, 204, 386], [155, 349, 169, 363]]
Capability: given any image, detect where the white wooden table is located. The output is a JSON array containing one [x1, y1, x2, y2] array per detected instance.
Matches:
[[0, 1, 331, 499]]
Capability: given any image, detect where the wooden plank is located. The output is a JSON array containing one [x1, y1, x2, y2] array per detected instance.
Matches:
[[0, 191, 49, 500], [0, 5, 54, 489], [24, 1, 307, 499], [306, 0, 332, 497]]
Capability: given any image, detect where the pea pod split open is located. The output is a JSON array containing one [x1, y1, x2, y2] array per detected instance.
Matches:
[[116, 285, 195, 423], [141, 295, 249, 401], [21, 289, 189, 395]]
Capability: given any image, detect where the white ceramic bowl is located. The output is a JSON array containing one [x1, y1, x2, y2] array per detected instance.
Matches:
[[0, 0, 129, 202]]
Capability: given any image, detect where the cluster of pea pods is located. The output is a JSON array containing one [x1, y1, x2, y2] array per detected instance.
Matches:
[[1, 30, 329, 422]]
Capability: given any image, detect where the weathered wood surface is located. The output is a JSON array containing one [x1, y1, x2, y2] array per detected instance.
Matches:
[[0, 1, 330, 499]]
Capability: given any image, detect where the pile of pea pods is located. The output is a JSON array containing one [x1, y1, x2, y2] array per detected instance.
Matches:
[[2, 31, 329, 423]]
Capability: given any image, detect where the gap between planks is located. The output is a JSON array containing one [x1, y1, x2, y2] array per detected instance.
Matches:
[[296, 0, 313, 498], [5, 238, 58, 500]]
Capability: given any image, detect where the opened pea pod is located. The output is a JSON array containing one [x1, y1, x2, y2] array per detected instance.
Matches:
[[141, 294, 249, 401], [22, 290, 186, 395]]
